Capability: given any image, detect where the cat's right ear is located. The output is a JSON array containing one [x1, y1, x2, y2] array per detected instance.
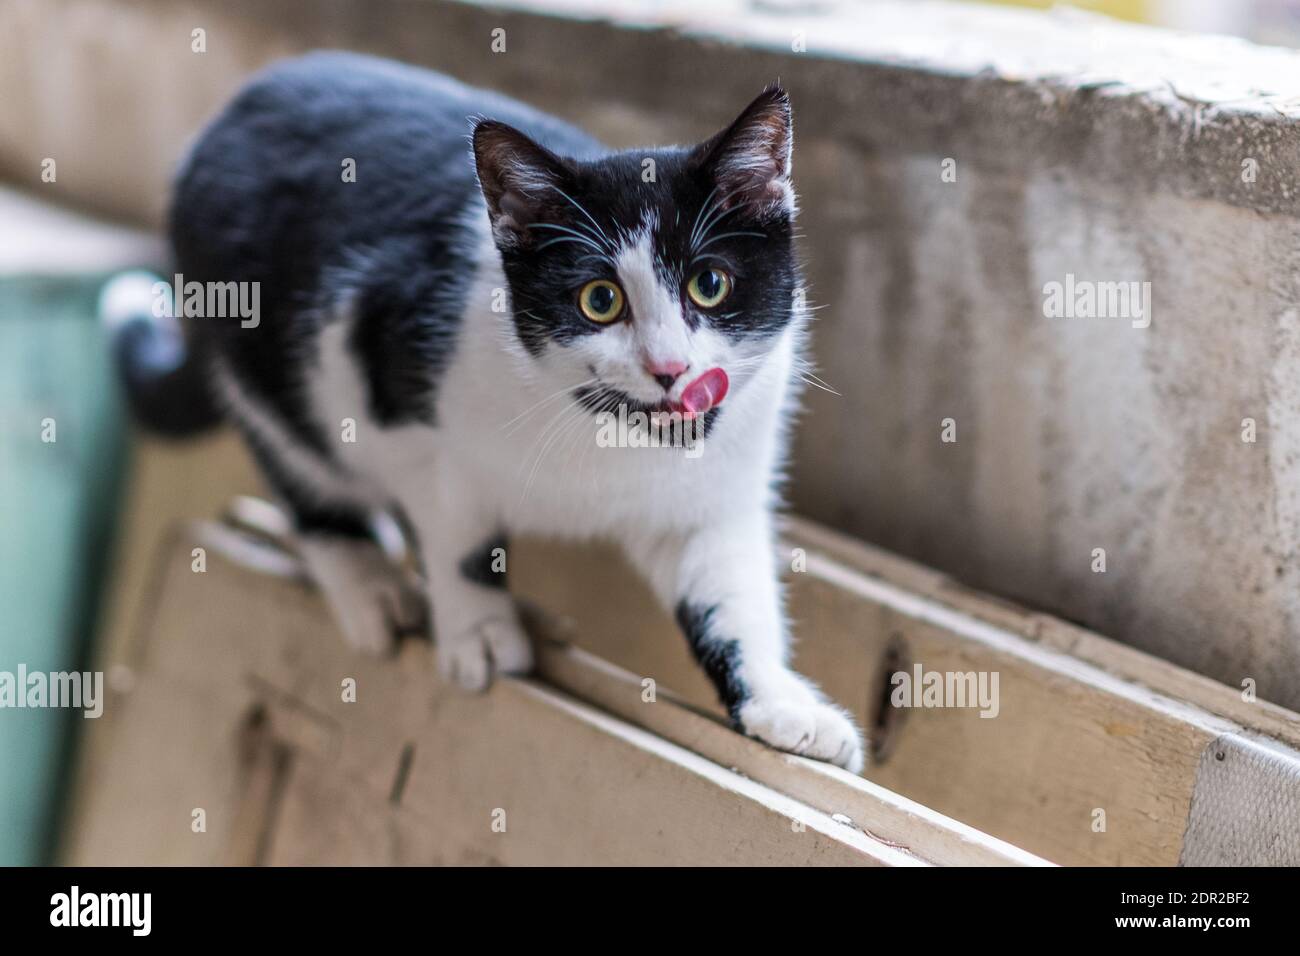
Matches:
[[690, 86, 794, 222], [472, 120, 570, 246]]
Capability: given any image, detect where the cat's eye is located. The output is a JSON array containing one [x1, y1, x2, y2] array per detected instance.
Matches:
[[578, 279, 625, 324], [686, 268, 732, 309]]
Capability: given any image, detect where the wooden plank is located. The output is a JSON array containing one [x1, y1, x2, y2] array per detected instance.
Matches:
[[196, 513, 1040, 864], [510, 522, 1300, 866], [788, 517, 1300, 751], [66, 527, 924, 867], [533, 633, 1048, 866], [76, 430, 1300, 866]]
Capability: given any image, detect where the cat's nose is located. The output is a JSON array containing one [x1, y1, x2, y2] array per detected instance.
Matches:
[[645, 359, 688, 391]]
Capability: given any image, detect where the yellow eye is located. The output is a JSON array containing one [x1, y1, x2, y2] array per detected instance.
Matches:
[[578, 279, 625, 324], [686, 268, 732, 309]]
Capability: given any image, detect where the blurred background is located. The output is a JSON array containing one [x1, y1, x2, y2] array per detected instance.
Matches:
[[6, 0, 1300, 865], [1001, 0, 1300, 42]]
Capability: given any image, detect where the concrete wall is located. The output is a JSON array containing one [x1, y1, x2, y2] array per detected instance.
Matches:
[[7, 0, 1300, 708]]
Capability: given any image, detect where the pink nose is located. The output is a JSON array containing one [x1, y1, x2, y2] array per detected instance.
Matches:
[[645, 358, 689, 391]]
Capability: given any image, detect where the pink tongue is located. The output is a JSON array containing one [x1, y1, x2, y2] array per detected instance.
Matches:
[[678, 367, 729, 416]]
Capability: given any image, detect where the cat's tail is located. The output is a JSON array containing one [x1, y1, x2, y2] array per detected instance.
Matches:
[[99, 270, 223, 438]]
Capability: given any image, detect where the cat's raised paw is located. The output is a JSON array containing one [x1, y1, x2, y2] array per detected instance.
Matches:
[[437, 617, 534, 691], [738, 693, 865, 774]]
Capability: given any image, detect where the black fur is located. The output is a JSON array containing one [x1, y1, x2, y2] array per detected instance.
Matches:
[[242, 426, 374, 539], [112, 316, 222, 437], [675, 601, 750, 721]]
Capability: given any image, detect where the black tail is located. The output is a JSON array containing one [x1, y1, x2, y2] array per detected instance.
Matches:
[[99, 271, 222, 438]]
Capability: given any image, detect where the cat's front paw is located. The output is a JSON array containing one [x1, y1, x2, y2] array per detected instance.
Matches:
[[738, 683, 865, 774], [436, 616, 535, 691]]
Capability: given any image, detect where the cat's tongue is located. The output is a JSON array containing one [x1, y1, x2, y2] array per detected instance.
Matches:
[[677, 367, 729, 417]]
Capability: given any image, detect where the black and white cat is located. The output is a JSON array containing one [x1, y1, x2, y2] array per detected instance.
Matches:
[[112, 51, 864, 772]]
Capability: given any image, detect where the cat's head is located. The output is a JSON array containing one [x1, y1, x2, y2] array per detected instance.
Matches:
[[472, 87, 800, 430]]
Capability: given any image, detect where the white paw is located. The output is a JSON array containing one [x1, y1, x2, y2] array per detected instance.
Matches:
[[738, 687, 865, 774], [437, 616, 534, 691]]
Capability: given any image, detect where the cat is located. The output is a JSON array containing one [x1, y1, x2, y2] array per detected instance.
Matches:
[[109, 51, 864, 772]]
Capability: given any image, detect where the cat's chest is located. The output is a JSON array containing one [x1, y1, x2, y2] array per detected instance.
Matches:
[[443, 403, 752, 535]]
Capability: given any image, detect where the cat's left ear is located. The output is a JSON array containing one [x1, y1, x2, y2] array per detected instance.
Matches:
[[472, 120, 573, 246], [691, 85, 794, 221]]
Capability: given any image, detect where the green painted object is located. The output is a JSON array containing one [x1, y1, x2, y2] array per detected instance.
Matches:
[[0, 275, 128, 865]]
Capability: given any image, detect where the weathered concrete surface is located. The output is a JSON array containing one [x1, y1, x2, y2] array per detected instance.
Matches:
[[5, 0, 1300, 707], [796, 154, 1300, 708]]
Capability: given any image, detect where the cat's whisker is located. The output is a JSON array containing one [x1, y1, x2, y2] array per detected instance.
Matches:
[[534, 234, 607, 256], [503, 391, 577, 437], [525, 209, 608, 252], [791, 357, 840, 395], [586, 391, 629, 484], [562, 395, 606, 493], [501, 377, 599, 434], [691, 187, 758, 255], [688, 186, 720, 249], [576, 395, 612, 491], [515, 397, 581, 490], [539, 217, 606, 247], [520, 397, 593, 502], [797, 375, 840, 396], [793, 356, 833, 378], [796, 363, 833, 383], [546, 186, 615, 253], [567, 407, 604, 475], [694, 230, 766, 253], [694, 185, 748, 238], [527, 385, 598, 456]]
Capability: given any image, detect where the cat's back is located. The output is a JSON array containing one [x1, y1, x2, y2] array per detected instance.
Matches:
[[171, 52, 603, 276], [193, 51, 603, 165]]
